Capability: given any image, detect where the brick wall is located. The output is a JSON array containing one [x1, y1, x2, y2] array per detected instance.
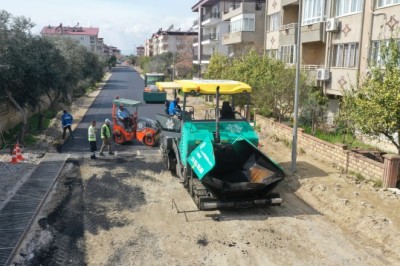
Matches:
[[256, 116, 385, 181]]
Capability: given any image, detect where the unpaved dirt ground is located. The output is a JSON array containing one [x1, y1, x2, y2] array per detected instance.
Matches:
[[8, 74, 400, 265], [11, 133, 400, 265]]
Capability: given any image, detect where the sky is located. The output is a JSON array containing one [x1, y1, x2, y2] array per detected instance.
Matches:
[[1, 0, 198, 55]]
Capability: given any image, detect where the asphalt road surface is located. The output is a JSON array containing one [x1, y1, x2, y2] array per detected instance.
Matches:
[[62, 66, 164, 154]]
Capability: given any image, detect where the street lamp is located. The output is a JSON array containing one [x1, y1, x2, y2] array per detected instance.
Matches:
[[291, 0, 302, 173]]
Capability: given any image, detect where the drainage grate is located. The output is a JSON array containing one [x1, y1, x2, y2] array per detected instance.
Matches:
[[0, 153, 69, 265]]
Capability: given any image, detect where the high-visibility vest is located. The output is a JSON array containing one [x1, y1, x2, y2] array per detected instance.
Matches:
[[88, 125, 96, 141], [101, 124, 111, 139]]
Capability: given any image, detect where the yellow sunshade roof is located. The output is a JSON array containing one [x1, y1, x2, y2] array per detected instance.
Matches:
[[156, 80, 252, 94], [155, 82, 182, 90]]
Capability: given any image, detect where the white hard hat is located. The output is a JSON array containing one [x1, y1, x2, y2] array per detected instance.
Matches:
[[105, 118, 111, 123]]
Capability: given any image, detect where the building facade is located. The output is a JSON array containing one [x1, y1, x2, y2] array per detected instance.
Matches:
[[147, 29, 197, 56], [40, 23, 120, 56], [136, 45, 145, 56], [187, 0, 400, 119], [265, 0, 400, 122]]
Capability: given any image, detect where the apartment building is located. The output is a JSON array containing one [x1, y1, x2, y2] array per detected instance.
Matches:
[[222, 1, 266, 56], [192, 0, 267, 74], [40, 23, 101, 54], [145, 38, 153, 56], [191, 0, 230, 75], [136, 45, 145, 56], [146, 29, 197, 56], [265, 0, 400, 122]]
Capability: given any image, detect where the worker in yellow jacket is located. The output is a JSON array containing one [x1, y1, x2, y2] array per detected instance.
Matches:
[[99, 118, 114, 156]]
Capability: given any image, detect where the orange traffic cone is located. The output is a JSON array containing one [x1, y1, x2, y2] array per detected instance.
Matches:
[[15, 143, 24, 161], [10, 148, 18, 164]]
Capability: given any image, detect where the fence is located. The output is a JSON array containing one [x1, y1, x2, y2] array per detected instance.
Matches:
[[256, 116, 399, 187]]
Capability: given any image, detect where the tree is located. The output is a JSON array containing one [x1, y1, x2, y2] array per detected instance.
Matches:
[[0, 10, 36, 141], [341, 37, 400, 154], [205, 50, 310, 121], [299, 87, 329, 135]]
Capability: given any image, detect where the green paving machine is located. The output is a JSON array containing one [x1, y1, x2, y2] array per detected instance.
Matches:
[[156, 80, 285, 210]]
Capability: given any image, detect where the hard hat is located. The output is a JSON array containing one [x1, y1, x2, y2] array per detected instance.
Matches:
[[105, 118, 111, 123]]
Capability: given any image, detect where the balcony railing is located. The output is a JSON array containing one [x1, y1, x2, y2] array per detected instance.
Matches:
[[285, 64, 324, 70], [202, 33, 219, 41], [202, 12, 220, 21], [193, 55, 212, 61], [193, 20, 198, 27], [280, 23, 298, 31]]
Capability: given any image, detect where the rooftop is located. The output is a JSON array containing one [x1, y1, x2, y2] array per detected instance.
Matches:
[[40, 24, 99, 36]]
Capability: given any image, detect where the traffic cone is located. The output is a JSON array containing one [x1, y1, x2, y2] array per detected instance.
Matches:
[[15, 143, 24, 161], [10, 148, 18, 164]]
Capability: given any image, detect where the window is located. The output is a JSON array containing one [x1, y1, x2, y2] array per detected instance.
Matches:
[[303, 0, 325, 25], [268, 12, 280, 31], [370, 39, 400, 66], [336, 0, 363, 16], [333, 43, 359, 67], [230, 18, 255, 32], [377, 0, 400, 8], [280, 45, 296, 64], [229, 2, 241, 10], [266, 49, 279, 59]]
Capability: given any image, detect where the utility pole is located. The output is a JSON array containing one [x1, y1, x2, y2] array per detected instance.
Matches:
[[291, 0, 302, 173]]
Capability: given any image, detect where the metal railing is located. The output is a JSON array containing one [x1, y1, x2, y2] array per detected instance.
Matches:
[[202, 12, 220, 21], [279, 23, 298, 31], [202, 33, 219, 41]]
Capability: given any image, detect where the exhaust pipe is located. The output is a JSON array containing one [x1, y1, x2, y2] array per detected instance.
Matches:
[[215, 86, 220, 143]]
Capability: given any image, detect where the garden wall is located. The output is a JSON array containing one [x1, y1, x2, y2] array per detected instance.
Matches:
[[256, 116, 386, 181]]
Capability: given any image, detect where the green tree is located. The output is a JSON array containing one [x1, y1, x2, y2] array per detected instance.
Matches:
[[205, 50, 310, 121], [299, 87, 329, 135], [341, 37, 400, 153], [0, 10, 37, 141]]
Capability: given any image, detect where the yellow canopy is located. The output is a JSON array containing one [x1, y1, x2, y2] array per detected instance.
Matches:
[[156, 80, 252, 94], [155, 82, 181, 90]]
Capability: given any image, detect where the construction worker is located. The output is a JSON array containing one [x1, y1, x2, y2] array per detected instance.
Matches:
[[88, 120, 97, 159], [117, 104, 131, 130], [168, 97, 181, 116], [99, 118, 114, 156], [61, 110, 74, 140]]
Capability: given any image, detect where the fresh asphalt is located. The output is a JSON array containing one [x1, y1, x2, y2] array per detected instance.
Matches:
[[62, 66, 164, 154]]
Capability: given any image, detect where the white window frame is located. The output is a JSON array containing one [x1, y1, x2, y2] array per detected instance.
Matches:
[[377, 0, 400, 8], [266, 49, 279, 59], [302, 0, 325, 25], [333, 43, 359, 67], [370, 39, 400, 66], [336, 0, 363, 17], [268, 12, 280, 31], [230, 14, 255, 32], [280, 45, 296, 64]]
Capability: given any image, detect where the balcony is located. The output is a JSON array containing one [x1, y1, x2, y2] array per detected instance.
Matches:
[[201, 12, 221, 26], [279, 23, 298, 46], [193, 54, 212, 61], [282, 0, 299, 6], [202, 33, 219, 42], [222, 2, 260, 21], [193, 20, 199, 29], [222, 31, 255, 45], [301, 22, 326, 43], [192, 54, 212, 64]]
